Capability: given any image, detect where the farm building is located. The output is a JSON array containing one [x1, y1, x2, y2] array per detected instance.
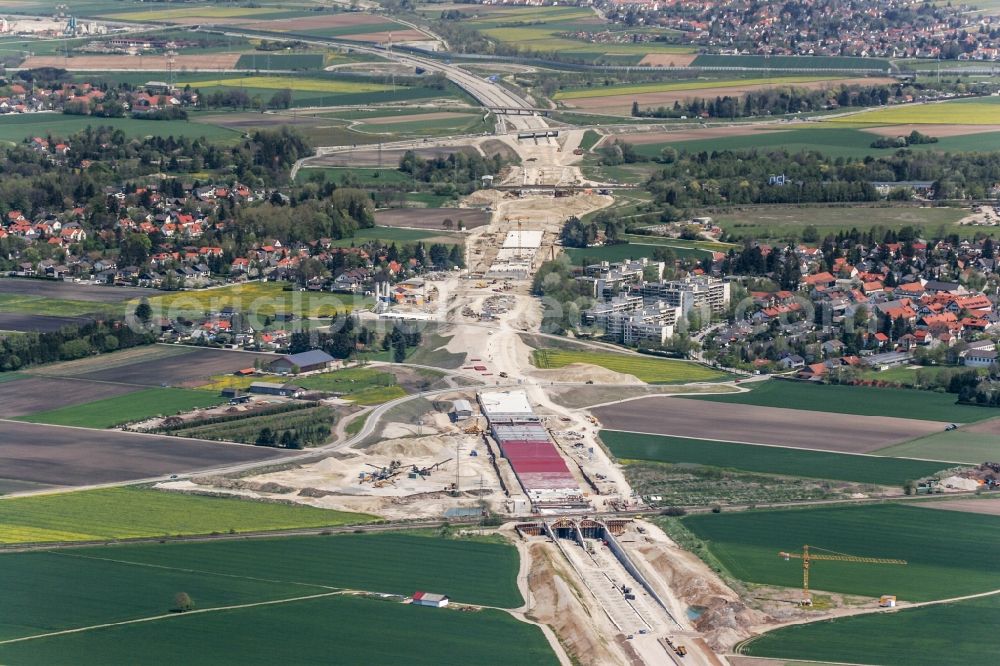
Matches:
[[453, 399, 473, 419], [268, 349, 335, 374], [412, 591, 449, 608], [249, 382, 304, 398]]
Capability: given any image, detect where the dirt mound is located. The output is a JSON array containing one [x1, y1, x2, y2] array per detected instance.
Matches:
[[463, 189, 502, 206], [695, 600, 770, 651], [638, 53, 698, 67], [191, 476, 296, 494], [368, 434, 449, 458], [638, 543, 769, 651], [531, 362, 643, 385]]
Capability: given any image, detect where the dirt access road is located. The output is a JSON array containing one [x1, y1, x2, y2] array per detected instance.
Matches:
[[426, 132, 730, 664]]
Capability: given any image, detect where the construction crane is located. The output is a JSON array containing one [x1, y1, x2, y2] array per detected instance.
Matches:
[[779, 545, 907, 605]]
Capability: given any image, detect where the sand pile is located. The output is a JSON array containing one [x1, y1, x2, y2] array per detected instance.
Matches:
[[369, 434, 451, 458], [531, 362, 644, 385]]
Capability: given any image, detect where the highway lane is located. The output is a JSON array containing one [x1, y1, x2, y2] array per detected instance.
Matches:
[[198, 26, 550, 133]]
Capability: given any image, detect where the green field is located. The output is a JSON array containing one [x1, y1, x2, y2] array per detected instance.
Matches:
[[713, 205, 968, 241], [564, 242, 713, 265], [0, 292, 119, 317], [874, 430, 1000, 464], [738, 593, 1000, 666], [141, 282, 372, 318], [17, 387, 226, 429], [832, 96, 1000, 125], [0, 113, 239, 146], [691, 54, 891, 70], [0, 487, 374, 544], [620, 234, 733, 252], [235, 53, 325, 70], [189, 75, 391, 94], [54, 531, 522, 606], [682, 503, 1000, 601], [353, 114, 488, 137], [462, 5, 690, 61], [601, 431, 951, 485], [687, 380, 992, 423], [195, 82, 452, 108], [555, 76, 841, 100], [0, 593, 555, 665], [294, 367, 406, 405], [579, 129, 602, 151], [532, 348, 729, 383], [206, 366, 397, 396], [0, 531, 552, 664], [632, 125, 1000, 160]]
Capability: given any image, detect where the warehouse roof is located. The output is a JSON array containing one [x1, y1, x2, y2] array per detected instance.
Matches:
[[250, 382, 302, 391], [478, 390, 533, 418], [276, 349, 334, 366]]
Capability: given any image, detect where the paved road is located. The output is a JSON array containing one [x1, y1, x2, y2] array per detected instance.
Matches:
[[201, 26, 548, 134]]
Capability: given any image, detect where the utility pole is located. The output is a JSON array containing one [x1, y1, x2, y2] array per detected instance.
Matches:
[[454, 436, 461, 496]]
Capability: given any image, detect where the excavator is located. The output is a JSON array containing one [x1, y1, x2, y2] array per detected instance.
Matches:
[[780, 544, 907, 605]]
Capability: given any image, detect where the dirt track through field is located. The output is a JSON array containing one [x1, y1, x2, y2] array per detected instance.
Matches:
[[21, 54, 241, 71], [592, 397, 947, 453], [0, 590, 347, 646]]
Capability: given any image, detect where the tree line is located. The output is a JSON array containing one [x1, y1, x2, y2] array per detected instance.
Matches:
[[0, 319, 155, 372], [632, 83, 897, 119], [644, 146, 1000, 223]]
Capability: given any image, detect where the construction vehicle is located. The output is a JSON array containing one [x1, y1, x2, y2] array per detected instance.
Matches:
[[675, 645, 687, 657], [780, 545, 907, 605], [363, 460, 403, 483], [411, 458, 452, 478]]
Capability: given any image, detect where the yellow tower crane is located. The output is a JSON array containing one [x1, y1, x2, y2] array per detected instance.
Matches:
[[779, 545, 907, 605]]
